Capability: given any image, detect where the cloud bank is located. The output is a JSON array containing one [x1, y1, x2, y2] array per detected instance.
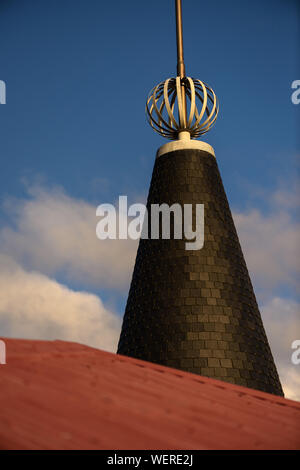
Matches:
[[0, 253, 121, 352], [261, 296, 300, 401], [232, 188, 300, 293], [0, 185, 138, 291]]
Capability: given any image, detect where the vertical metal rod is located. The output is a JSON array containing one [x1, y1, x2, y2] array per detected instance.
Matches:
[[175, 0, 187, 127]]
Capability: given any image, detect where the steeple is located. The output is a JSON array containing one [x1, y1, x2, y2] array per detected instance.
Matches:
[[117, 0, 283, 396]]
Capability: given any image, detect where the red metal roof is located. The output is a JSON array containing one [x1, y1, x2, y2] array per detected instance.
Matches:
[[0, 337, 299, 450]]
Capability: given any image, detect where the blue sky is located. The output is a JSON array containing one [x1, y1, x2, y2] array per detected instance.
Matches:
[[0, 0, 298, 203], [0, 0, 299, 399]]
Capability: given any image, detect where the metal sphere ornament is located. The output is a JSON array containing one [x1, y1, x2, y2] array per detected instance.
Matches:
[[145, 0, 219, 141], [146, 76, 219, 140]]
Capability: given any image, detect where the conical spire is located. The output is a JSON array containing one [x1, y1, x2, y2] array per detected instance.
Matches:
[[117, 0, 283, 396]]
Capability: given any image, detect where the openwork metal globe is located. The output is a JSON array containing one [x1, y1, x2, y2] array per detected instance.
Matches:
[[146, 76, 219, 140]]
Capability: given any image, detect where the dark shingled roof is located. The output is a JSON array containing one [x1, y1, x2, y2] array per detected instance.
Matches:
[[117, 149, 283, 396], [0, 337, 299, 450]]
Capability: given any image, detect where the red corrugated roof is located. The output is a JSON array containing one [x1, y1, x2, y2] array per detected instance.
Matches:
[[0, 337, 299, 450]]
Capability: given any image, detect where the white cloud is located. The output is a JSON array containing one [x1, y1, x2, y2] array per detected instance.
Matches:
[[0, 186, 138, 291], [233, 187, 300, 400], [0, 253, 121, 352], [270, 184, 300, 210], [279, 368, 300, 402], [261, 297, 300, 401], [233, 208, 300, 292]]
